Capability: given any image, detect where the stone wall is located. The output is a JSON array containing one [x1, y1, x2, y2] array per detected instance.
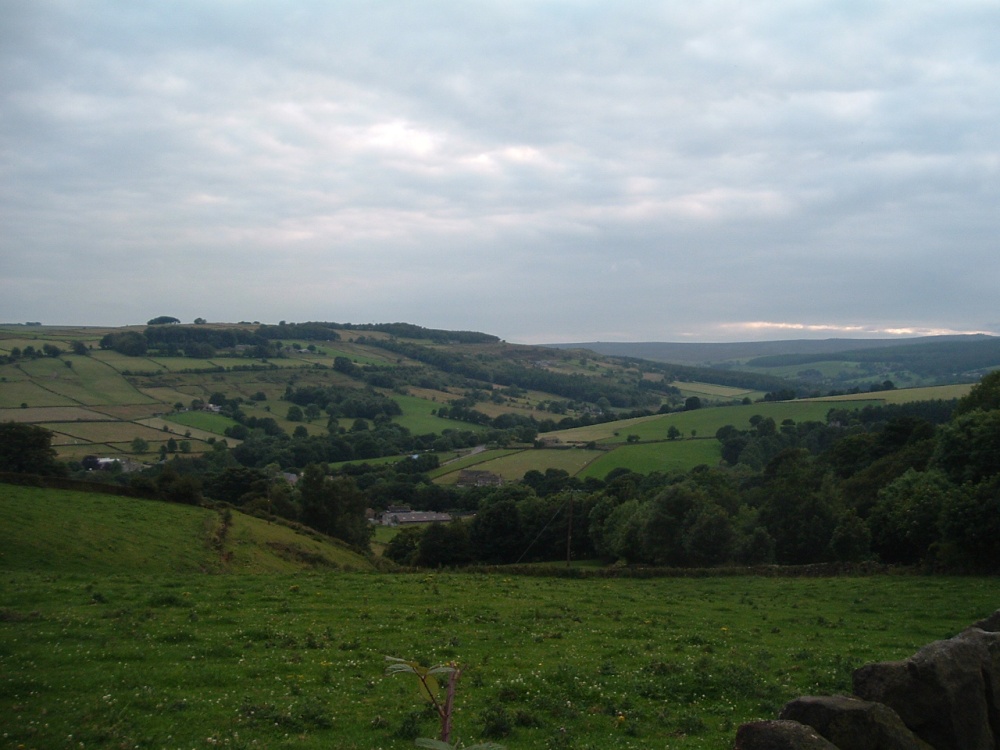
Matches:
[[734, 610, 1000, 750]]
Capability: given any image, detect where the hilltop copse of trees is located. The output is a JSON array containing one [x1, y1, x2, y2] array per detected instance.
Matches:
[[98, 320, 500, 361]]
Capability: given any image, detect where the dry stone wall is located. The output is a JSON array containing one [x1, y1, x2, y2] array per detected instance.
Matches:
[[735, 610, 1000, 750]]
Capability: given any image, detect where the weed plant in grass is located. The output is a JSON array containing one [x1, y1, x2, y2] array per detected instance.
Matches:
[[1, 572, 996, 749]]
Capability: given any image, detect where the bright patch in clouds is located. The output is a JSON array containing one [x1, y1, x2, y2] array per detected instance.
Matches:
[[720, 322, 999, 339]]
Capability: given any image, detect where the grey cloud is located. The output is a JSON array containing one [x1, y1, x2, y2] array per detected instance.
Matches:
[[2, 1, 998, 340]]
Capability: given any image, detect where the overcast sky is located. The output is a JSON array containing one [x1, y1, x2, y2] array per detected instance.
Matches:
[[2, 1, 999, 343]]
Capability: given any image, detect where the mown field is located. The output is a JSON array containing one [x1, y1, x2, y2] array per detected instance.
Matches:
[[2, 567, 997, 750]]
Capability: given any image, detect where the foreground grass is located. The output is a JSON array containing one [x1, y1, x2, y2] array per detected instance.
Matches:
[[1, 571, 996, 749]]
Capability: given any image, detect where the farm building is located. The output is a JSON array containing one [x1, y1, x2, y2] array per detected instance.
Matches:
[[381, 510, 453, 526], [456, 469, 503, 487]]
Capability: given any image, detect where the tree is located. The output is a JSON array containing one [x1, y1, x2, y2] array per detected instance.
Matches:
[[932, 409, 1000, 484], [203, 466, 270, 505], [131, 437, 149, 454], [71, 341, 89, 356], [297, 464, 371, 550], [100, 331, 147, 356], [753, 450, 841, 565], [682, 502, 736, 566], [667, 425, 682, 441], [828, 510, 871, 562], [869, 469, 950, 565], [415, 521, 473, 567], [193, 317, 207, 325], [147, 316, 180, 325], [469, 499, 524, 564], [155, 465, 202, 504], [383, 526, 423, 565], [938, 476, 1000, 571], [0, 423, 65, 475], [683, 396, 702, 411], [954, 369, 1000, 415]]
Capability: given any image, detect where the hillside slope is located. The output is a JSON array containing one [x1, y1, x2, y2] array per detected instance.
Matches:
[[552, 334, 997, 370], [0, 484, 373, 573]]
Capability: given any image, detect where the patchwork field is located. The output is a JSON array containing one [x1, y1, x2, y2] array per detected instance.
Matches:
[[0, 320, 978, 481]]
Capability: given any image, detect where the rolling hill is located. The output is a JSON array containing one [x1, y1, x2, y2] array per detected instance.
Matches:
[[0, 484, 373, 573], [549, 334, 1000, 388], [0, 321, 985, 485]]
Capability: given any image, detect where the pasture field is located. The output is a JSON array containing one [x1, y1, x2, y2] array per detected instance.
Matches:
[[670, 381, 757, 399], [580, 440, 723, 480], [743, 361, 867, 380], [390, 394, 484, 436], [41, 420, 169, 445], [166, 410, 241, 435], [91, 350, 169, 373], [552, 399, 888, 446], [0, 406, 110, 423], [428, 449, 523, 479], [0, 374, 79, 407], [477, 387, 960, 481], [800, 383, 972, 404], [1, 567, 997, 750], [438, 447, 607, 482], [12, 356, 155, 406], [0, 486, 372, 574]]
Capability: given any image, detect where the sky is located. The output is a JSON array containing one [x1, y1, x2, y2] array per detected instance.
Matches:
[[2, 1, 999, 344]]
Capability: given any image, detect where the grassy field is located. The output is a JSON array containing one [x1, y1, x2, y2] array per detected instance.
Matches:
[[556, 400, 887, 446], [2, 484, 999, 749], [428, 449, 523, 480], [0, 565, 996, 749], [166, 410, 241, 435], [390, 393, 485, 436], [670, 381, 758, 399], [580, 440, 723, 480], [0, 485, 372, 574], [439, 448, 607, 482], [799, 383, 972, 404]]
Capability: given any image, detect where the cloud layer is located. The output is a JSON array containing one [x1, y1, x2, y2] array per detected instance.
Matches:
[[2, 1, 999, 342]]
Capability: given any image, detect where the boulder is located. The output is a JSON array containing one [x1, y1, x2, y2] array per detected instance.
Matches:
[[972, 609, 1000, 632], [734, 720, 841, 750], [853, 628, 1000, 750], [778, 694, 933, 750]]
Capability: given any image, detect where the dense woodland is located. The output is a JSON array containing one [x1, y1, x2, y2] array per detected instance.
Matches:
[[4, 368, 1000, 573]]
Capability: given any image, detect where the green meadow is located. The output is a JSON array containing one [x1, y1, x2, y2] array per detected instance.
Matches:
[[1, 562, 996, 749], [436, 448, 607, 483], [580, 440, 723, 479], [2, 484, 999, 750]]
